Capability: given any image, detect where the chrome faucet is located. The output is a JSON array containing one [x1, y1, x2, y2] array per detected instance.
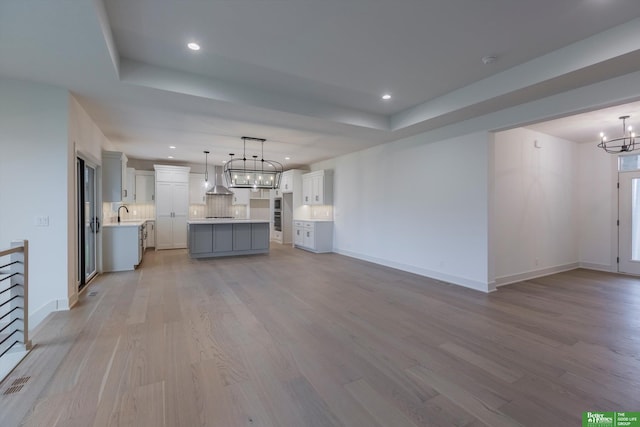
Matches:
[[117, 205, 129, 223]]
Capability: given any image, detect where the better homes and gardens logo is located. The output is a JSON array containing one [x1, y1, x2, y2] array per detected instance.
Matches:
[[583, 412, 640, 427]]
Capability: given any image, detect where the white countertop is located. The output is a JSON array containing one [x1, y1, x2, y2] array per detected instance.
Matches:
[[103, 219, 153, 228], [293, 218, 334, 222], [188, 219, 270, 225]]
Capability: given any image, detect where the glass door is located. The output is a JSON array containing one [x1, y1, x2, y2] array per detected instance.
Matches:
[[618, 170, 640, 275], [77, 157, 99, 289]]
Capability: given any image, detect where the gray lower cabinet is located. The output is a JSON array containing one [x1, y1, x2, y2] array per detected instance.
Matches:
[[214, 224, 233, 252], [251, 223, 269, 250], [233, 224, 252, 251], [191, 224, 213, 254], [103, 225, 143, 271], [188, 222, 270, 258]]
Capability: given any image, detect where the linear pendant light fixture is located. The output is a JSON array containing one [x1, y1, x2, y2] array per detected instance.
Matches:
[[223, 137, 283, 189], [598, 115, 637, 153]]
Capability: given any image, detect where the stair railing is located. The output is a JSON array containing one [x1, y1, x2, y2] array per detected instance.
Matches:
[[0, 240, 31, 360]]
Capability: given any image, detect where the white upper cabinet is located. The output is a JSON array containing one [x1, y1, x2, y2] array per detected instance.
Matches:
[[102, 151, 128, 202], [280, 172, 293, 193], [189, 173, 208, 205], [302, 170, 333, 205], [232, 188, 250, 205], [249, 189, 270, 199], [155, 166, 189, 183], [135, 171, 155, 203], [123, 167, 136, 203]]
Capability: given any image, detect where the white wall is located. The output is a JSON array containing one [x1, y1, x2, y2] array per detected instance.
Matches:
[[577, 142, 617, 271], [326, 131, 491, 292], [68, 95, 112, 305], [493, 128, 579, 285], [69, 95, 111, 163], [0, 78, 70, 327]]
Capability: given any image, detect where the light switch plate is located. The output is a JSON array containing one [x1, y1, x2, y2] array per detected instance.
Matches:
[[35, 216, 49, 227]]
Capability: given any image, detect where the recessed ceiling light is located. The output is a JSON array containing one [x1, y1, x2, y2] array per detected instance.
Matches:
[[382, 94, 391, 100], [482, 55, 497, 65], [285, 156, 291, 160], [187, 42, 200, 51], [168, 156, 174, 159], [169, 145, 176, 149]]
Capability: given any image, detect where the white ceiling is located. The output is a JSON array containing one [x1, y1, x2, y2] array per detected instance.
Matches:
[[2, 0, 640, 166], [525, 100, 640, 144]]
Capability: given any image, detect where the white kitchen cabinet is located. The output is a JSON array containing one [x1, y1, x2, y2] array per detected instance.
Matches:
[[232, 188, 250, 205], [272, 229, 283, 243], [294, 223, 304, 246], [278, 169, 306, 194], [154, 165, 190, 249], [302, 170, 333, 205], [102, 224, 143, 271], [189, 173, 208, 205], [294, 220, 333, 253], [123, 167, 136, 203], [145, 220, 155, 248], [249, 189, 270, 199], [280, 172, 292, 193], [135, 171, 155, 203], [102, 151, 128, 202]]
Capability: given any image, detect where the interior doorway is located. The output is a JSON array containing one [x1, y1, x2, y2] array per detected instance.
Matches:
[[77, 157, 99, 290], [618, 166, 640, 275]]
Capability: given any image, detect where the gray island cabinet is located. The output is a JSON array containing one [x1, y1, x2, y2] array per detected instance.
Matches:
[[188, 220, 270, 258]]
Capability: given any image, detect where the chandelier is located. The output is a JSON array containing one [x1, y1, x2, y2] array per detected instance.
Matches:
[[223, 137, 283, 190], [598, 115, 637, 153]]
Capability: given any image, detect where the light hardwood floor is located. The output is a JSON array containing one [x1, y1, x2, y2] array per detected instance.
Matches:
[[1, 245, 639, 426]]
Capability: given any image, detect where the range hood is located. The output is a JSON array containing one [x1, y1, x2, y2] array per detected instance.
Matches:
[[206, 166, 234, 196]]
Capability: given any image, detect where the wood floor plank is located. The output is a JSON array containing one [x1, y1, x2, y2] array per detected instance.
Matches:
[[285, 375, 345, 427], [1, 247, 638, 426], [406, 365, 522, 427], [423, 394, 483, 427], [125, 283, 150, 325], [225, 380, 278, 427], [289, 343, 384, 427], [344, 378, 419, 427], [108, 381, 165, 427], [438, 341, 523, 384]]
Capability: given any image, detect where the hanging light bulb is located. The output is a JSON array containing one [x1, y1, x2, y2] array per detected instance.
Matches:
[[598, 116, 638, 153], [203, 151, 210, 188]]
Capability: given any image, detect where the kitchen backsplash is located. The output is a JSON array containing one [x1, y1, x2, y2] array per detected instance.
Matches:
[[310, 205, 334, 220], [103, 202, 155, 223], [188, 203, 248, 219], [103, 201, 250, 222]]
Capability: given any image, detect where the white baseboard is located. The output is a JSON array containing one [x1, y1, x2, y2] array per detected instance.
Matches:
[[29, 298, 72, 331], [578, 262, 615, 272], [495, 262, 579, 287], [334, 249, 490, 293]]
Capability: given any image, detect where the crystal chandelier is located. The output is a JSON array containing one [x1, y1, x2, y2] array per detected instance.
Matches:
[[598, 115, 637, 153], [223, 137, 283, 189]]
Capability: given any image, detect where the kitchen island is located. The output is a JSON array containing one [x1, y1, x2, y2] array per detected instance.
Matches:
[[187, 219, 270, 258]]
